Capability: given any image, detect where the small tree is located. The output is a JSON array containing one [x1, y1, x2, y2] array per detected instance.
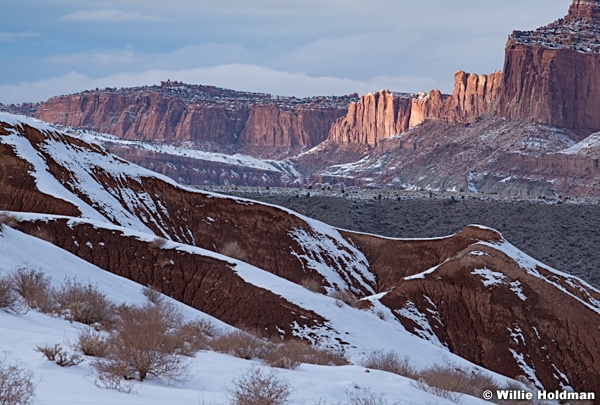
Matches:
[[0, 354, 35, 405], [227, 366, 293, 405]]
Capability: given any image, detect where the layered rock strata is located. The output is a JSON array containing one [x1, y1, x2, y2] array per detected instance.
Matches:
[[34, 81, 355, 148], [328, 71, 502, 147], [497, 0, 600, 131]]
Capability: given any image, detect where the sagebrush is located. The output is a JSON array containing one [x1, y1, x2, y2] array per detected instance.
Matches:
[[92, 301, 191, 382], [227, 366, 293, 405], [0, 354, 35, 405]]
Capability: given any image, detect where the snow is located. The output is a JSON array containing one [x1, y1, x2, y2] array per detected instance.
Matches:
[[0, 226, 493, 405], [471, 268, 507, 287], [477, 238, 600, 316], [288, 227, 374, 295], [510, 280, 527, 301], [395, 301, 447, 349], [509, 349, 543, 389], [559, 131, 600, 155], [74, 129, 300, 175]]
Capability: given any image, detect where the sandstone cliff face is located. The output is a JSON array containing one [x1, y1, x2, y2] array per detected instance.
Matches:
[[239, 104, 346, 147], [410, 71, 502, 127], [34, 82, 354, 148], [497, 0, 600, 131], [328, 90, 412, 146], [328, 71, 501, 147]]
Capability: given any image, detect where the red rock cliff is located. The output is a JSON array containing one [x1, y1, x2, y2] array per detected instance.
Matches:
[[327, 90, 412, 146], [328, 71, 501, 147], [497, 0, 600, 131], [34, 82, 354, 148]]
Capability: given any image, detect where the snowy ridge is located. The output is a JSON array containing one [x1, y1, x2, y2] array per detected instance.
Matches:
[[0, 225, 493, 404], [477, 238, 600, 315], [0, 223, 494, 404], [559, 131, 600, 155], [6, 212, 457, 365], [0, 112, 377, 278], [74, 129, 300, 176]]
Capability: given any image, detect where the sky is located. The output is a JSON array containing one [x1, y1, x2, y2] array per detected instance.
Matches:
[[0, 0, 569, 104]]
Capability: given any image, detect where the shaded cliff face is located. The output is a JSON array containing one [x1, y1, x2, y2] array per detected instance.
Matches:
[[497, 0, 600, 131], [34, 82, 355, 148], [328, 71, 501, 147]]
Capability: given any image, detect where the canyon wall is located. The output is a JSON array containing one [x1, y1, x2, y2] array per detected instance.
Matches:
[[330, 0, 600, 146], [34, 82, 354, 148], [328, 71, 502, 147], [327, 90, 412, 146], [497, 0, 600, 131]]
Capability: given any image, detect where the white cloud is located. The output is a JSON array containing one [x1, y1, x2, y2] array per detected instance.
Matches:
[[61, 9, 160, 23], [47, 47, 138, 68], [0, 32, 40, 43], [0, 65, 436, 104]]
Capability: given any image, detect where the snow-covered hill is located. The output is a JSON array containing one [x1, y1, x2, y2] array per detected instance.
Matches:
[[0, 226, 492, 405], [2, 111, 600, 401]]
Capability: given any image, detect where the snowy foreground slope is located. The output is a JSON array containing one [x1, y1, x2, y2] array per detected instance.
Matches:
[[0, 226, 490, 405], [1, 112, 600, 401]]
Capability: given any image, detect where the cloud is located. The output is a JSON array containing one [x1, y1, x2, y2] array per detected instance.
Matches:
[[61, 9, 160, 23], [0, 65, 436, 104], [47, 47, 138, 68], [0, 32, 40, 43]]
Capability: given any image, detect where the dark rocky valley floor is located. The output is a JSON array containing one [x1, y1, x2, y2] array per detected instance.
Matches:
[[204, 186, 600, 288]]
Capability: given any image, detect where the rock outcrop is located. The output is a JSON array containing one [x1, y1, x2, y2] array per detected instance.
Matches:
[[330, 0, 600, 146], [328, 71, 502, 147], [411, 71, 502, 127], [34, 81, 355, 148], [327, 90, 413, 146], [497, 0, 600, 131]]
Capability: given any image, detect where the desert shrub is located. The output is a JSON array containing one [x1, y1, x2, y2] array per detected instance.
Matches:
[[54, 279, 116, 327], [345, 387, 391, 405], [10, 267, 53, 313], [412, 364, 499, 403], [210, 330, 270, 360], [74, 328, 109, 357], [362, 350, 418, 379], [0, 354, 35, 405], [262, 339, 347, 369], [92, 301, 190, 382], [219, 241, 248, 261], [141, 285, 164, 305], [0, 277, 26, 315], [329, 289, 358, 308], [227, 366, 292, 405], [175, 319, 219, 355], [34, 343, 83, 367], [0, 212, 18, 230], [93, 364, 136, 394], [29, 228, 55, 244], [149, 237, 168, 249], [300, 278, 323, 293]]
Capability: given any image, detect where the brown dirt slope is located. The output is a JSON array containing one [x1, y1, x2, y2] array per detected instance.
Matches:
[[3, 115, 600, 393], [344, 225, 600, 393]]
